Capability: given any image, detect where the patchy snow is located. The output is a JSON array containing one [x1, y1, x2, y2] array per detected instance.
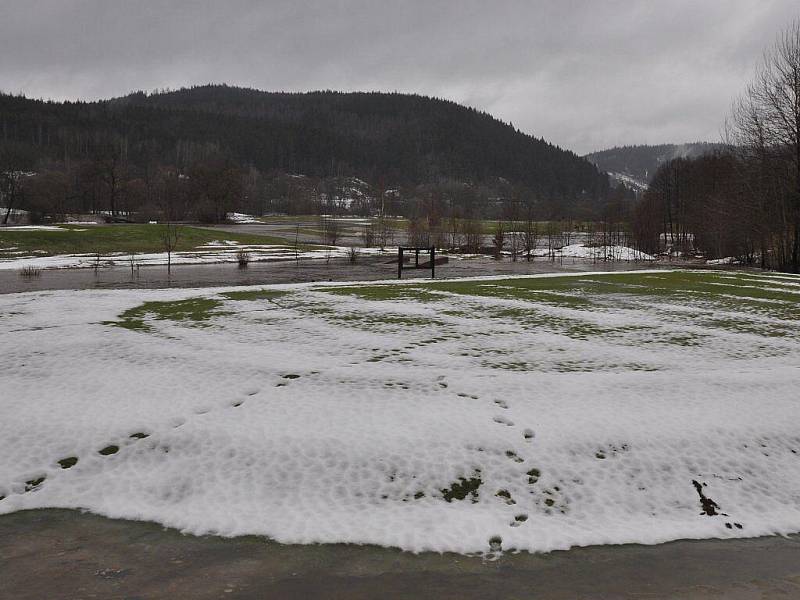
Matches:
[[319, 216, 374, 226], [0, 242, 390, 270], [226, 212, 262, 224], [532, 244, 655, 261], [707, 257, 741, 265], [202, 240, 241, 247], [0, 225, 67, 232], [1, 270, 799, 555], [0, 234, 653, 271], [607, 171, 649, 193]]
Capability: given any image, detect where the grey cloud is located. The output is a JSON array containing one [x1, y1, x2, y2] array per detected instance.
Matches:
[[0, 0, 797, 153]]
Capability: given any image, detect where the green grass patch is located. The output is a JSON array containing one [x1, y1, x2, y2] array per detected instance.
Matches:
[[441, 475, 482, 502], [220, 289, 290, 301], [698, 318, 791, 337], [315, 272, 798, 357], [423, 271, 800, 317], [105, 298, 228, 332], [106, 270, 799, 348], [314, 310, 446, 331], [0, 224, 293, 258], [323, 284, 443, 303]]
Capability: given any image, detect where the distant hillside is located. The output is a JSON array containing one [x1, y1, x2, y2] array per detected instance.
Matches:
[[585, 143, 724, 190], [0, 85, 609, 208]]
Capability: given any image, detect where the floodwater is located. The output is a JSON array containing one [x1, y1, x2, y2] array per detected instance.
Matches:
[[0, 254, 670, 294]]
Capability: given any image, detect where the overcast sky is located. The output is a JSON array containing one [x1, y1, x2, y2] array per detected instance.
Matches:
[[1, 0, 797, 154]]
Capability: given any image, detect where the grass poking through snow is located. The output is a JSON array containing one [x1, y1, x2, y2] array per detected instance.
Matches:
[[105, 298, 229, 331]]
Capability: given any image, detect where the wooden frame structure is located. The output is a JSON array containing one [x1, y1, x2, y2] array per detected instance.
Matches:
[[398, 246, 436, 279]]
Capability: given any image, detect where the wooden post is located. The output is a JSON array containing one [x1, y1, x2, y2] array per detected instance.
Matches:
[[398, 247, 403, 279], [399, 246, 437, 279]]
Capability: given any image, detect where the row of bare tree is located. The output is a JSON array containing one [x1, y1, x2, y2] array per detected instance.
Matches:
[[633, 20, 800, 272], [0, 144, 246, 225]]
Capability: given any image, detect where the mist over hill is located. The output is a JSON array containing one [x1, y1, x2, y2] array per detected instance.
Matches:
[[585, 143, 724, 190]]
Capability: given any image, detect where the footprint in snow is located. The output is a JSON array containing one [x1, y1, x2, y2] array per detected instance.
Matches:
[[505, 450, 524, 463], [509, 514, 528, 527], [24, 476, 46, 492]]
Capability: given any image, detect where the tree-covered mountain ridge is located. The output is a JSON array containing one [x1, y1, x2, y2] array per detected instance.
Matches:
[[1, 85, 608, 204]]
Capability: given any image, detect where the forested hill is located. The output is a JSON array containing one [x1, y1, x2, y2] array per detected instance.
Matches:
[[585, 143, 723, 190], [1, 85, 608, 204]]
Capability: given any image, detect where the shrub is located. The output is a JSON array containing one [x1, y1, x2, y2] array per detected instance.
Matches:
[[237, 249, 251, 268], [19, 266, 41, 278]]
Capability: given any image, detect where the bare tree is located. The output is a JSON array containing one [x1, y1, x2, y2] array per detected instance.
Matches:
[[321, 215, 341, 245], [522, 201, 540, 261], [462, 217, 482, 253], [408, 216, 429, 247], [1, 172, 24, 225], [0, 142, 35, 225], [156, 173, 181, 274], [375, 215, 394, 250], [492, 221, 505, 258], [446, 197, 462, 250], [189, 157, 243, 223], [546, 221, 560, 261], [93, 142, 127, 218], [162, 222, 180, 274], [504, 197, 524, 262], [730, 19, 800, 272], [361, 224, 376, 247]]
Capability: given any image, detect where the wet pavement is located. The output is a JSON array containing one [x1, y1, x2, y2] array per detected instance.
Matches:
[[1, 509, 799, 599]]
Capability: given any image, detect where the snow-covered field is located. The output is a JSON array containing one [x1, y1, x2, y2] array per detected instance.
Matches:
[[1, 270, 799, 555]]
